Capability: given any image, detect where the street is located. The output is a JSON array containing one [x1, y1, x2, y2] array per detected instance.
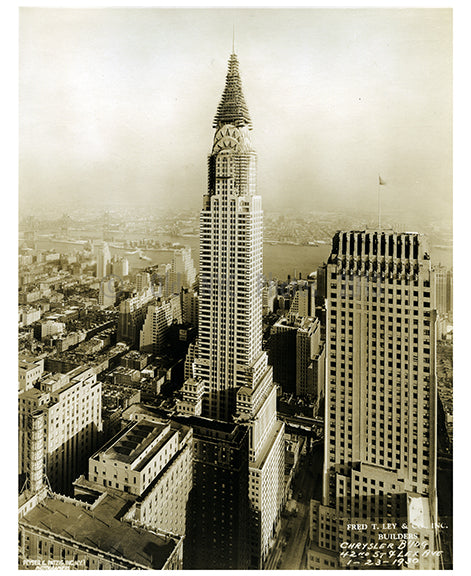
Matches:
[[265, 441, 324, 570]]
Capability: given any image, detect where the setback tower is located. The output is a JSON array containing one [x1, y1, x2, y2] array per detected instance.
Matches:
[[308, 230, 441, 570], [183, 53, 285, 569]]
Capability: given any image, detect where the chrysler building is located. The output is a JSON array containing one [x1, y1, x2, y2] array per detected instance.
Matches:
[[180, 53, 285, 568]]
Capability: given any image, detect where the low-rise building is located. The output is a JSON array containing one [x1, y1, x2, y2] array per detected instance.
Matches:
[[82, 416, 193, 539], [176, 378, 205, 416], [121, 350, 152, 371], [19, 356, 45, 392], [19, 306, 41, 327], [39, 319, 66, 341], [18, 487, 183, 570]]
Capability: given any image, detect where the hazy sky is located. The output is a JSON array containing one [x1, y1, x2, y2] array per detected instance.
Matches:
[[19, 7, 452, 225]]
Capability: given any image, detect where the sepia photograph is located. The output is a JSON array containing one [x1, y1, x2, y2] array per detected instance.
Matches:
[[15, 4, 455, 570]]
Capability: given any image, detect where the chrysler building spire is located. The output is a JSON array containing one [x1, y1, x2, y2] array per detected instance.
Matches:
[[213, 53, 252, 129]]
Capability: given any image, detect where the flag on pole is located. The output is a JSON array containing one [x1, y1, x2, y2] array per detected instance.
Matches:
[[379, 175, 386, 186]]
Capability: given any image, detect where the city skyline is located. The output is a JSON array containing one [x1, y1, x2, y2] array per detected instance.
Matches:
[[19, 8, 452, 226], [14, 5, 458, 572]]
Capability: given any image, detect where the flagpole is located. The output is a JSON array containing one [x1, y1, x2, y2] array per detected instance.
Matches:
[[378, 175, 381, 229]]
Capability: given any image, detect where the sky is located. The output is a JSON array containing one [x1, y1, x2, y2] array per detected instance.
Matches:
[[19, 7, 452, 226]]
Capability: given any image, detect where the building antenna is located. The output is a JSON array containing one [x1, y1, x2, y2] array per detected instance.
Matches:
[[232, 24, 235, 54]]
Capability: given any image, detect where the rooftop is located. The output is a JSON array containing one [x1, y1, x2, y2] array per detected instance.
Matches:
[[97, 419, 172, 468], [122, 403, 171, 422], [176, 414, 247, 444], [19, 360, 40, 371], [19, 492, 177, 569]]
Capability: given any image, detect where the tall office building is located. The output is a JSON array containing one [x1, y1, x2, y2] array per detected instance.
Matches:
[[110, 255, 129, 278], [268, 315, 324, 399], [181, 287, 199, 328], [308, 230, 440, 570], [168, 248, 197, 295], [268, 317, 298, 394], [185, 52, 285, 569], [296, 316, 324, 399], [433, 264, 453, 317], [117, 286, 155, 346], [98, 276, 116, 309], [135, 271, 151, 293], [95, 241, 111, 280], [289, 279, 315, 317], [182, 417, 250, 569], [139, 295, 182, 354], [19, 365, 102, 496]]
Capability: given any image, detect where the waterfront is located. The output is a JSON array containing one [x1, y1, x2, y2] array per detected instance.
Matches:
[[28, 232, 451, 282], [30, 234, 333, 280]]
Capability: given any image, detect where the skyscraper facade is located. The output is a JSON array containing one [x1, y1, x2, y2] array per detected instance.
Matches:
[[139, 294, 182, 354], [95, 241, 111, 280], [433, 264, 453, 317], [194, 53, 261, 421], [19, 365, 102, 496], [183, 418, 250, 569], [308, 230, 440, 570], [117, 286, 155, 346], [186, 52, 285, 569]]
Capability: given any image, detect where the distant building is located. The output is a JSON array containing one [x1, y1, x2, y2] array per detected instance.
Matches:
[[268, 314, 324, 399], [110, 255, 129, 279], [135, 271, 151, 293], [53, 330, 87, 353], [268, 317, 298, 394], [181, 287, 199, 328], [117, 286, 155, 346], [139, 295, 182, 355], [98, 276, 116, 309], [19, 289, 43, 305], [289, 279, 315, 317], [167, 248, 197, 295], [296, 316, 324, 400], [262, 280, 277, 315], [95, 242, 111, 280], [111, 365, 141, 386], [121, 350, 152, 371], [19, 306, 41, 327], [39, 319, 66, 341], [433, 264, 453, 316]]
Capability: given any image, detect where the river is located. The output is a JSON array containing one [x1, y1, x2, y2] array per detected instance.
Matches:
[[31, 233, 452, 281]]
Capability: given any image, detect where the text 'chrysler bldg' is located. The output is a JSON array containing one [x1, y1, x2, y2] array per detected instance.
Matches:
[[179, 53, 285, 568]]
